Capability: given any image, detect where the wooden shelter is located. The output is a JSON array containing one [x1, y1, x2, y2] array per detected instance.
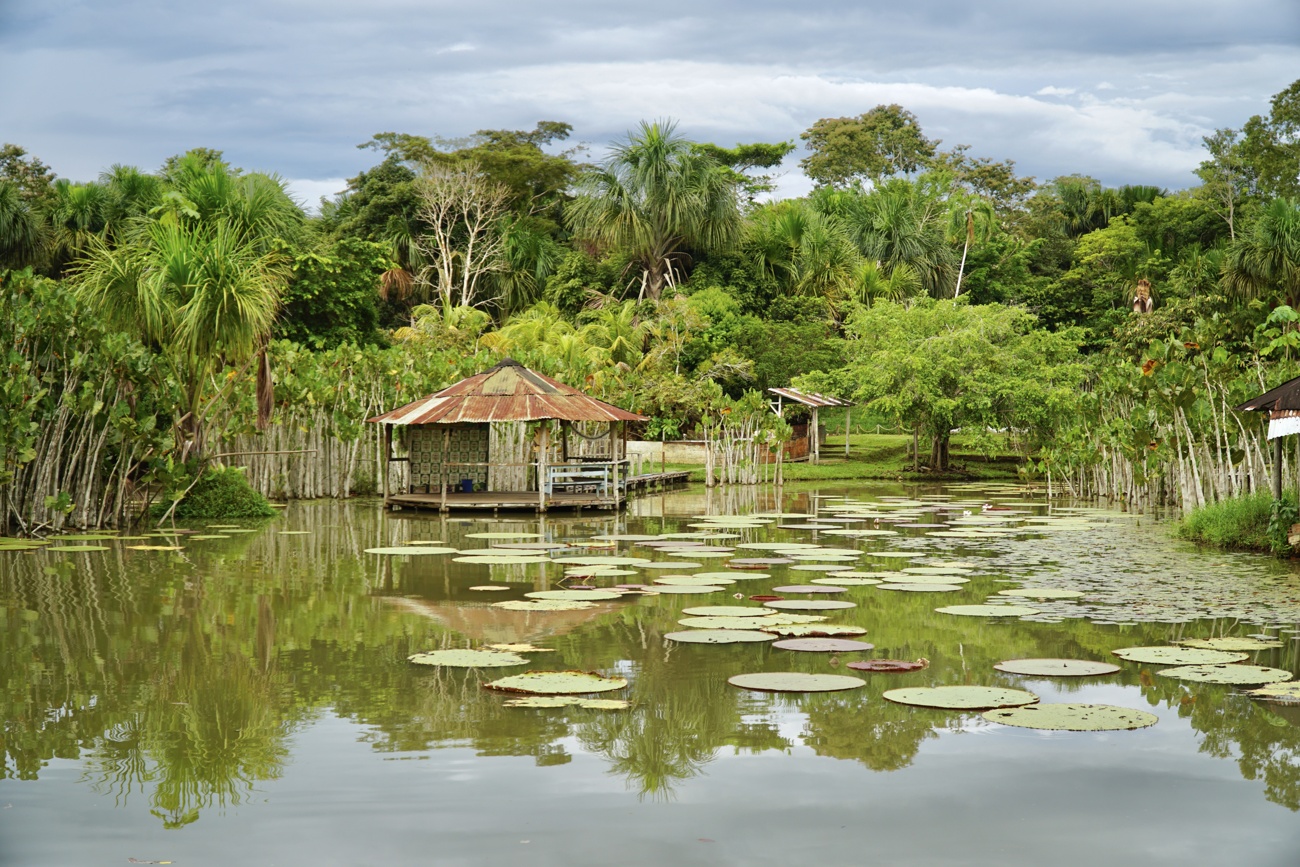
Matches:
[[1235, 375, 1300, 498], [768, 387, 851, 463], [368, 359, 646, 512]]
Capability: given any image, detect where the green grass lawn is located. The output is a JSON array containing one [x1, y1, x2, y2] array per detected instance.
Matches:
[[653, 433, 1026, 484]]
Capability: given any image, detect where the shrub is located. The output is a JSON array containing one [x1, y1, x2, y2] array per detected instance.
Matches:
[[1175, 491, 1297, 554], [151, 466, 277, 520]]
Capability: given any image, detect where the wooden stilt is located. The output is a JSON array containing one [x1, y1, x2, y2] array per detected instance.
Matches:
[[538, 423, 549, 512], [382, 425, 392, 505], [1273, 436, 1283, 499], [440, 427, 450, 512]]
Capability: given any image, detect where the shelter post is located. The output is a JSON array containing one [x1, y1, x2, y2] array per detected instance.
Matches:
[[538, 423, 548, 512], [1274, 437, 1284, 499], [440, 427, 450, 512], [812, 407, 820, 463], [382, 425, 392, 504], [845, 408, 851, 458]]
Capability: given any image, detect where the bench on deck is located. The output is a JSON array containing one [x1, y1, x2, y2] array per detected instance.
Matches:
[[545, 463, 618, 496]]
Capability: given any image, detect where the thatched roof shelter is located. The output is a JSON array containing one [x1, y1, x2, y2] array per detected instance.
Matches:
[[1235, 375, 1300, 497]]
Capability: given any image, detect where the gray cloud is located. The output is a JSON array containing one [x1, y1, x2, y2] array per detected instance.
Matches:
[[2, 0, 1297, 194]]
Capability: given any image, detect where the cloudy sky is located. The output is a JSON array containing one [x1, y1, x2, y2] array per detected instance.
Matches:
[[3, 0, 1298, 208]]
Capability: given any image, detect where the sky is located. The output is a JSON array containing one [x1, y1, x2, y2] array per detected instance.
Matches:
[[2, 0, 1298, 210]]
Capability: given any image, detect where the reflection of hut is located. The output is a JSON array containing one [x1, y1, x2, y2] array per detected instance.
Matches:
[[1235, 375, 1300, 497], [384, 597, 616, 645], [768, 387, 851, 463], [367, 359, 646, 512]]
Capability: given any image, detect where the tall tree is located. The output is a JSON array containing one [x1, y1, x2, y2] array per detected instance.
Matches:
[[1238, 79, 1300, 201], [411, 160, 513, 310], [800, 105, 939, 188], [567, 120, 742, 301], [1222, 197, 1300, 309]]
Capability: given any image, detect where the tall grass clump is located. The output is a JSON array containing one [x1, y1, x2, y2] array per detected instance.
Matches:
[[1175, 490, 1298, 554]]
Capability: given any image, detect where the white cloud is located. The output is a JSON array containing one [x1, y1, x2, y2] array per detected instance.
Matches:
[[1036, 86, 1076, 96], [286, 178, 348, 213]]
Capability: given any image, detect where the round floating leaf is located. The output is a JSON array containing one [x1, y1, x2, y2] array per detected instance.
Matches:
[[901, 566, 974, 576], [1156, 664, 1294, 685], [592, 534, 660, 541], [491, 600, 596, 612], [877, 583, 965, 592], [734, 542, 820, 551], [814, 577, 882, 586], [771, 585, 847, 594], [365, 546, 458, 555], [502, 696, 577, 708], [728, 672, 866, 693], [465, 532, 543, 539], [409, 649, 529, 667], [871, 573, 970, 584], [639, 561, 700, 570], [554, 556, 651, 566], [883, 686, 1039, 710], [679, 616, 789, 630], [125, 545, 184, 551], [729, 558, 795, 568], [771, 638, 875, 652], [655, 575, 734, 586], [682, 605, 777, 617], [758, 623, 866, 638], [54, 534, 118, 541], [790, 564, 856, 572], [993, 658, 1121, 677], [983, 703, 1157, 731], [866, 552, 927, 559], [278, 531, 310, 535], [1175, 637, 1284, 651], [642, 584, 725, 594], [846, 659, 928, 673], [665, 630, 777, 644], [1112, 646, 1248, 665], [577, 699, 631, 710], [998, 588, 1085, 600], [455, 554, 551, 565], [485, 670, 628, 694], [47, 545, 110, 552], [525, 589, 623, 601], [935, 604, 1040, 617], [670, 549, 733, 558], [693, 571, 770, 581], [763, 599, 856, 611], [469, 585, 511, 592], [486, 643, 555, 653], [188, 534, 229, 540], [1247, 683, 1300, 702]]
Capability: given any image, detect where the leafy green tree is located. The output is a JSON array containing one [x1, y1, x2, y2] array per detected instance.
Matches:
[[276, 238, 388, 348], [692, 140, 795, 202], [800, 104, 939, 187], [1237, 78, 1300, 201], [0, 144, 56, 203], [0, 182, 44, 269], [1196, 127, 1253, 239], [567, 120, 742, 301], [1222, 197, 1300, 308]]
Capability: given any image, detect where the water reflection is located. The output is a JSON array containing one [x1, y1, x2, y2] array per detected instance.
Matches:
[[2, 489, 1299, 839]]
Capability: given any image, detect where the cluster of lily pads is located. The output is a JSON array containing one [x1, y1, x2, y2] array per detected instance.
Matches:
[[0, 524, 270, 554]]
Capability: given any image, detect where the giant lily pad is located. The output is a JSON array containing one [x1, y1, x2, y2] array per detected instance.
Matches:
[[642, 584, 724, 594], [501, 696, 630, 709], [883, 686, 1039, 710], [877, 583, 965, 592], [728, 672, 866, 693], [525, 589, 622, 601], [872, 573, 970, 584], [993, 658, 1121, 677], [901, 566, 974, 576], [763, 599, 856, 611], [692, 570, 769, 581], [813, 577, 882, 586], [469, 585, 511, 592], [1156, 664, 1293, 685], [1175, 636, 1284, 651], [1111, 646, 1248, 665], [846, 659, 928, 672], [491, 599, 596, 612], [126, 545, 184, 551], [409, 649, 529, 667], [665, 630, 777, 644], [983, 703, 1158, 731], [790, 564, 856, 572], [47, 545, 110, 552], [554, 556, 651, 566], [484, 670, 628, 694], [655, 575, 735, 586], [771, 638, 875, 652], [486, 643, 554, 653], [998, 588, 1085, 600], [465, 532, 543, 539], [729, 558, 795, 568], [759, 623, 868, 638], [682, 605, 776, 617], [935, 604, 1040, 617], [455, 554, 551, 565], [1246, 683, 1300, 702], [771, 585, 847, 594]]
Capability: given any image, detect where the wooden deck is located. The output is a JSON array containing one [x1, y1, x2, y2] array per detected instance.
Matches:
[[384, 471, 691, 513]]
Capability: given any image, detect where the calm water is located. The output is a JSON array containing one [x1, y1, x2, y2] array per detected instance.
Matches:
[[2, 483, 1299, 867]]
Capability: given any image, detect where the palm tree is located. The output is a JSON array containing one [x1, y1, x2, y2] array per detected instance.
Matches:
[[947, 196, 997, 297], [747, 200, 859, 304], [0, 180, 45, 269], [567, 120, 741, 301], [1222, 198, 1300, 308]]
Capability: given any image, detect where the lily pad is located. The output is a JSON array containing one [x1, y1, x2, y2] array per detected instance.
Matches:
[[484, 670, 628, 695], [576, 699, 631, 710], [771, 585, 847, 594], [465, 532, 543, 539], [47, 545, 110, 552], [1175, 636, 1284, 651], [728, 672, 866, 693], [984, 703, 1158, 731], [763, 599, 856, 611], [935, 604, 1040, 617], [1111, 646, 1249, 665], [409, 649, 529, 667], [813, 577, 882, 586], [491, 600, 597, 612], [759, 623, 868, 638], [1156, 664, 1294, 685], [901, 566, 974, 576], [125, 544, 184, 551], [771, 638, 875, 652], [655, 575, 735, 586], [998, 588, 1085, 599], [883, 686, 1040, 710], [877, 583, 965, 592], [642, 584, 725, 594], [665, 629, 777, 644], [681, 605, 776, 617], [1246, 683, 1300, 702], [846, 659, 928, 672], [728, 558, 796, 568], [993, 658, 1121, 677], [872, 573, 970, 584], [486, 643, 555, 653], [693, 571, 770, 581], [554, 556, 651, 566], [365, 546, 458, 555], [469, 585, 512, 591], [455, 554, 551, 565], [501, 696, 575, 708], [525, 589, 623, 601]]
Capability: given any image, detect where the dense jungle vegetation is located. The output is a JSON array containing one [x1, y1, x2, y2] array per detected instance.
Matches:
[[4, 79, 1300, 531]]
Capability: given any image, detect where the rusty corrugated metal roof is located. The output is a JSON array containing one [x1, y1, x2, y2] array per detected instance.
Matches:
[[768, 387, 850, 408], [367, 358, 647, 425]]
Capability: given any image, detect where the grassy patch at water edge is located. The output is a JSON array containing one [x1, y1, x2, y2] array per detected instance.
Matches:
[[1175, 491, 1297, 554]]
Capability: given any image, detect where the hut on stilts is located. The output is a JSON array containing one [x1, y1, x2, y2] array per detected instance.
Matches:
[[367, 359, 647, 512], [1235, 375, 1300, 499]]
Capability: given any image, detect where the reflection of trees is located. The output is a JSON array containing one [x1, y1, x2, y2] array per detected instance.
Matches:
[[801, 691, 939, 771]]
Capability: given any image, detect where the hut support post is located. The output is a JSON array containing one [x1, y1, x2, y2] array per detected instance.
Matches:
[[845, 408, 851, 458], [538, 423, 549, 512], [1273, 437, 1283, 499], [440, 427, 450, 512], [382, 425, 392, 504], [812, 407, 820, 463]]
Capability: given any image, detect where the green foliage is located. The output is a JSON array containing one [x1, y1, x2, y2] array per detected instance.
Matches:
[[800, 105, 939, 187], [1237, 79, 1300, 201], [276, 238, 387, 348], [152, 467, 276, 520], [1176, 490, 1294, 553]]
